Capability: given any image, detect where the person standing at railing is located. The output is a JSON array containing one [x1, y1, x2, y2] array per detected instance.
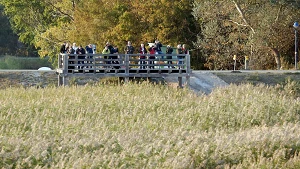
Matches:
[[66, 43, 75, 69], [86, 44, 93, 54], [70, 42, 79, 68], [85, 44, 94, 68], [102, 46, 111, 68], [155, 40, 163, 58], [102, 46, 111, 54], [166, 45, 174, 68], [182, 44, 188, 55], [113, 45, 119, 54], [60, 42, 67, 54], [124, 41, 135, 54], [112, 45, 120, 69], [105, 42, 115, 65], [124, 41, 135, 69], [182, 44, 188, 69], [176, 44, 183, 69], [66, 43, 73, 54], [138, 43, 148, 69], [76, 45, 86, 69], [72, 43, 78, 54], [64, 42, 75, 70], [148, 45, 156, 69]]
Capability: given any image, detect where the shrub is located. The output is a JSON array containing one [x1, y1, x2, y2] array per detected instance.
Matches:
[[0, 56, 52, 69]]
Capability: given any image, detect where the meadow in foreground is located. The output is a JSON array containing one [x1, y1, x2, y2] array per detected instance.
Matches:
[[0, 81, 300, 168]]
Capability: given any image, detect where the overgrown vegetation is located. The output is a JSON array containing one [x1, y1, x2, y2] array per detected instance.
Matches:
[[0, 56, 53, 69], [2, 1, 299, 70], [0, 6, 38, 57], [0, 82, 299, 168], [193, 0, 300, 70]]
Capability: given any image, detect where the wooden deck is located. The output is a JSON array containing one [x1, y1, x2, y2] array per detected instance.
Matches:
[[57, 53, 191, 87]]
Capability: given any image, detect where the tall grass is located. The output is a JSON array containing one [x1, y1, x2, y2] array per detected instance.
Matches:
[[0, 82, 299, 168]]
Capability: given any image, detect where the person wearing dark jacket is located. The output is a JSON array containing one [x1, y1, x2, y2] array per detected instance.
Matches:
[[105, 42, 115, 65], [124, 41, 134, 54], [85, 44, 94, 68], [155, 40, 163, 59], [60, 42, 66, 53], [112, 46, 120, 69], [85, 44, 94, 54], [166, 45, 174, 68], [76, 45, 86, 69]]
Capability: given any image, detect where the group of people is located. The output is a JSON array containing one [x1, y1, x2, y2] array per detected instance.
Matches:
[[60, 40, 188, 69], [60, 42, 95, 69], [124, 40, 189, 69], [60, 42, 95, 55]]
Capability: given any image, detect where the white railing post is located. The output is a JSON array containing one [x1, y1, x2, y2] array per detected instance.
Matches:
[[186, 54, 191, 87], [58, 54, 63, 86], [62, 54, 69, 86]]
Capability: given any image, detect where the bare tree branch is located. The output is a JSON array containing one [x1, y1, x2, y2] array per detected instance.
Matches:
[[44, 1, 74, 21], [274, 5, 282, 23], [232, 0, 255, 34], [228, 20, 248, 27]]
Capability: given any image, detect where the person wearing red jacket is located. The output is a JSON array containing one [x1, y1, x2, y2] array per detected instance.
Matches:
[[148, 45, 156, 69]]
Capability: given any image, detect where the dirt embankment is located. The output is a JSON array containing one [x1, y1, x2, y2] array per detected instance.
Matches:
[[212, 71, 300, 86], [0, 71, 57, 89], [0, 70, 299, 89]]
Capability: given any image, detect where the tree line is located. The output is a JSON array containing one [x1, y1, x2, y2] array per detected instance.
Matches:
[[0, 0, 299, 70], [0, 6, 38, 57]]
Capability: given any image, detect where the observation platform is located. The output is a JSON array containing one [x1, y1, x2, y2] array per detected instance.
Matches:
[[57, 53, 191, 87]]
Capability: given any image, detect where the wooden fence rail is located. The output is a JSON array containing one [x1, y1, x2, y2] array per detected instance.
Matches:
[[57, 53, 191, 87]]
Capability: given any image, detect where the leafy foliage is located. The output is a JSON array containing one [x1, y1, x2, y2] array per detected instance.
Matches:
[[0, 5, 37, 56], [0, 0, 198, 66], [0, 6, 18, 54], [193, 0, 300, 70], [2, 0, 300, 70]]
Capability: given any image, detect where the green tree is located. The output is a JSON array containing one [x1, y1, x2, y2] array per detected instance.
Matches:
[[0, 5, 18, 55], [1, 0, 198, 67], [0, 0, 74, 58], [0, 5, 37, 56], [193, 0, 300, 70]]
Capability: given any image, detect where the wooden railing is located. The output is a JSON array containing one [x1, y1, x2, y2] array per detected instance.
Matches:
[[57, 53, 191, 87]]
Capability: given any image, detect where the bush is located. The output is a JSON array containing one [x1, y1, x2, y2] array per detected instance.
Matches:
[[0, 56, 53, 69]]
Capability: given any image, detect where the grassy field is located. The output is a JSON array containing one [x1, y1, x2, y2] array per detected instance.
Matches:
[[0, 82, 300, 168]]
